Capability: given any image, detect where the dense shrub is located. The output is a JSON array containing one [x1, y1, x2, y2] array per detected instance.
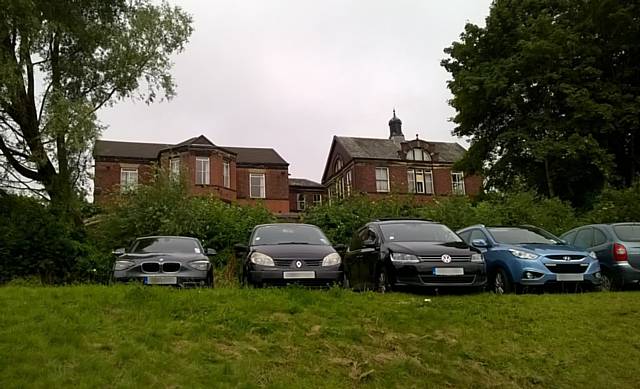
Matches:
[[0, 195, 86, 284], [303, 192, 580, 244], [585, 183, 640, 223]]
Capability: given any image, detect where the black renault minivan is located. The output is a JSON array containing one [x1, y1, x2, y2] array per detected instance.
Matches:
[[236, 223, 344, 287]]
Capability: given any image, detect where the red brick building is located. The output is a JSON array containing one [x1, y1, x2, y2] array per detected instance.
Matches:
[[321, 111, 482, 200], [93, 135, 291, 214], [288, 178, 325, 213]]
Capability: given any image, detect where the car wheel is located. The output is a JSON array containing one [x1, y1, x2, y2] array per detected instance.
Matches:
[[600, 271, 618, 291], [493, 268, 513, 294], [376, 267, 391, 293], [206, 271, 214, 288]]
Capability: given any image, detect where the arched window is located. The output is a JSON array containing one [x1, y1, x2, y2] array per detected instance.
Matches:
[[406, 148, 431, 161]]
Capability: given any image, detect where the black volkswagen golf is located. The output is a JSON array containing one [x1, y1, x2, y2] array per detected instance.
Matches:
[[344, 219, 486, 292], [237, 223, 343, 287]]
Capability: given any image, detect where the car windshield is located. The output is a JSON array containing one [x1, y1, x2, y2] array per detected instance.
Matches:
[[613, 224, 640, 242], [130, 237, 202, 254], [488, 227, 562, 245], [251, 225, 330, 246], [379, 222, 462, 243]]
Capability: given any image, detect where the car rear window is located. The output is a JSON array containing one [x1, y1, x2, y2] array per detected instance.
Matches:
[[131, 237, 201, 253], [252, 225, 330, 246], [379, 223, 461, 243], [488, 227, 562, 245], [613, 225, 640, 242]]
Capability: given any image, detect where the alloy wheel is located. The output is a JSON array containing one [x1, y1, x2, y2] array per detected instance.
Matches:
[[377, 270, 388, 293], [600, 272, 613, 291], [494, 272, 505, 295]]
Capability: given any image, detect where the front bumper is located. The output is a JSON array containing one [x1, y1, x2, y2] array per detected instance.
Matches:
[[514, 260, 601, 287], [114, 269, 210, 287], [249, 265, 342, 287], [390, 262, 487, 288]]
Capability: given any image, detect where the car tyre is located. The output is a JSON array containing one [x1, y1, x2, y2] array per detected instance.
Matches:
[[600, 271, 619, 292], [492, 268, 514, 294], [206, 271, 214, 288], [375, 266, 391, 293]]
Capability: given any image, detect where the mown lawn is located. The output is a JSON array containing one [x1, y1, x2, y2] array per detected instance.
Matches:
[[0, 286, 639, 388]]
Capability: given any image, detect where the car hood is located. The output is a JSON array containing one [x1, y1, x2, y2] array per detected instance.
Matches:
[[251, 244, 336, 259], [118, 252, 209, 263], [385, 241, 476, 256], [508, 243, 591, 256]]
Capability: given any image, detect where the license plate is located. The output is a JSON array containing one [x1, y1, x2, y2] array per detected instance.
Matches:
[[556, 273, 584, 282], [434, 268, 464, 276], [144, 276, 177, 285], [283, 271, 316, 279]]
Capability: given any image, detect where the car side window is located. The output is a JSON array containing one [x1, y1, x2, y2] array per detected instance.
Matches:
[[470, 229, 488, 243], [366, 228, 378, 244], [562, 230, 577, 245], [350, 228, 365, 251], [593, 229, 608, 246], [458, 230, 471, 243], [574, 228, 594, 249]]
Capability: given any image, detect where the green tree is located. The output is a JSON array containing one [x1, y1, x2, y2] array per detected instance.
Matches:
[[442, 0, 640, 206], [0, 0, 192, 222]]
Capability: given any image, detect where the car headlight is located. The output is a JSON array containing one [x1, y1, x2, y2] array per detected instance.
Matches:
[[390, 252, 420, 263], [508, 249, 539, 260], [114, 260, 135, 271], [589, 251, 597, 259], [250, 252, 275, 266], [189, 260, 211, 271], [322, 252, 341, 266], [471, 253, 484, 263]]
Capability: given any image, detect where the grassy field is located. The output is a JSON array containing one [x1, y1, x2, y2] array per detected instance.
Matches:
[[1, 286, 639, 388]]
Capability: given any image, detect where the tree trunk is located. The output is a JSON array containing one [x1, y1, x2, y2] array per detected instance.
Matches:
[[544, 157, 555, 197]]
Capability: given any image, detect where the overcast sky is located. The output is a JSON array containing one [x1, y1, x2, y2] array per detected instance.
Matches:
[[98, 0, 492, 182]]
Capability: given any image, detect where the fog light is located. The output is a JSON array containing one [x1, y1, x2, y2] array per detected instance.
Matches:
[[595, 272, 602, 279], [526, 272, 534, 279]]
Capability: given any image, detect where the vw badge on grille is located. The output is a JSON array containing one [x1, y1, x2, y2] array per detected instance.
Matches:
[[441, 254, 452, 264], [563, 256, 571, 261], [295, 260, 303, 268]]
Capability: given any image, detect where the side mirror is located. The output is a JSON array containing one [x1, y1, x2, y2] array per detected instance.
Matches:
[[112, 248, 125, 256], [560, 239, 568, 245], [471, 239, 489, 248], [206, 248, 217, 256], [333, 243, 347, 253], [363, 239, 376, 248], [234, 243, 248, 255]]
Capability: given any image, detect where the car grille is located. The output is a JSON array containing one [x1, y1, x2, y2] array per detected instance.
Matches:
[[162, 262, 181, 272], [545, 263, 589, 274], [547, 255, 585, 261], [420, 275, 477, 284], [141, 262, 160, 273], [418, 255, 471, 262], [273, 258, 323, 268]]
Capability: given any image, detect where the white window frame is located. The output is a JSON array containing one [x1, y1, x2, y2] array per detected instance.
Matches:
[[345, 170, 352, 196], [120, 168, 138, 192], [375, 167, 390, 193], [250, 173, 266, 199], [408, 168, 434, 194], [170, 158, 180, 179], [452, 172, 465, 195], [312, 193, 322, 206], [297, 193, 306, 211], [223, 160, 230, 188], [195, 157, 210, 185]]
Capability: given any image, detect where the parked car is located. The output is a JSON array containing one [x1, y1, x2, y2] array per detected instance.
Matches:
[[112, 236, 216, 287], [457, 225, 601, 293], [343, 219, 486, 292], [560, 223, 640, 290], [236, 223, 344, 287]]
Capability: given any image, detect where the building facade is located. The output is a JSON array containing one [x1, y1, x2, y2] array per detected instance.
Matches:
[[321, 111, 482, 200], [288, 178, 325, 213], [93, 135, 291, 214]]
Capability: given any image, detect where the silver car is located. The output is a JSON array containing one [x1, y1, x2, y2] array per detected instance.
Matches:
[[112, 236, 216, 287]]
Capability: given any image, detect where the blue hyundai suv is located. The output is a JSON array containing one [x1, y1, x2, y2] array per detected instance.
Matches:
[[456, 225, 602, 293]]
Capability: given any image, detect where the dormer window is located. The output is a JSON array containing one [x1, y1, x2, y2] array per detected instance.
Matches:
[[406, 148, 431, 161]]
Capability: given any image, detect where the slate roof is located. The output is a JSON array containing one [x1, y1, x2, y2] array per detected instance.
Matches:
[[289, 178, 323, 188], [94, 137, 288, 166], [334, 136, 467, 163]]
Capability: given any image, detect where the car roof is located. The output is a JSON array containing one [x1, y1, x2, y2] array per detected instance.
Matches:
[[372, 218, 435, 224], [254, 223, 320, 228], [136, 236, 198, 240]]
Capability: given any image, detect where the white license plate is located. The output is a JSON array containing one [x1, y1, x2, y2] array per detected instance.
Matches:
[[556, 273, 584, 282], [434, 268, 464, 276], [283, 271, 316, 279], [144, 276, 177, 285]]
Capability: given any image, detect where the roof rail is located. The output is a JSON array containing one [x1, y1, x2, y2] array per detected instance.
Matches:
[[373, 217, 433, 222], [462, 224, 485, 229]]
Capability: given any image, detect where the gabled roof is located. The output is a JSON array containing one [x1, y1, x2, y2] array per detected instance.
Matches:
[[223, 147, 288, 166], [289, 178, 323, 188], [173, 135, 216, 148]]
